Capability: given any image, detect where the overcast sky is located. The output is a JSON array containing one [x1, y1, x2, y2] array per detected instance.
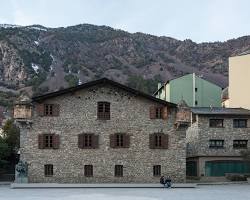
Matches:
[[0, 0, 250, 42]]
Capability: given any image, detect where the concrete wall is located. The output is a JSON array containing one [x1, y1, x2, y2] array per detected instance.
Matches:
[[20, 84, 186, 183], [229, 54, 250, 109]]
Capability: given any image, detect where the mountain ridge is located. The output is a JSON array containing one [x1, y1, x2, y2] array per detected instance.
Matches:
[[0, 23, 250, 97]]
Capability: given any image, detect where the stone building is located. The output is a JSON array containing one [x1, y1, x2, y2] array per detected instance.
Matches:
[[186, 107, 250, 179], [14, 78, 188, 183]]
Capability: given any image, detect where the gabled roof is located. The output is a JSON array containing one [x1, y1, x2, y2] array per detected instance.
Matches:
[[191, 107, 250, 116], [32, 78, 176, 107]]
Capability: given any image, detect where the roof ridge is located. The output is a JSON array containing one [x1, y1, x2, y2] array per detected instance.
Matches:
[[32, 77, 176, 107]]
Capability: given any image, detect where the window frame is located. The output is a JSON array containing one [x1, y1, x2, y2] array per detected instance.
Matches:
[[209, 139, 224, 149], [84, 165, 93, 177], [154, 134, 162, 148], [97, 102, 110, 120], [44, 134, 53, 149], [84, 134, 93, 148], [209, 119, 224, 128], [233, 140, 248, 149], [44, 104, 54, 116], [233, 119, 247, 128], [116, 134, 124, 147], [153, 165, 161, 177], [44, 164, 53, 177], [155, 107, 163, 119], [114, 165, 123, 177]]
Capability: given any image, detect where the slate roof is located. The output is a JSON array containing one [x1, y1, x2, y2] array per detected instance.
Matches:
[[191, 107, 250, 116], [32, 78, 176, 107]]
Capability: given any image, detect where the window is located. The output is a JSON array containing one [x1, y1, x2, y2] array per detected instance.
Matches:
[[195, 88, 198, 92], [97, 102, 110, 120], [233, 119, 247, 128], [45, 104, 53, 116], [38, 104, 59, 116], [44, 164, 53, 176], [115, 165, 123, 177], [155, 107, 163, 119], [45, 134, 53, 148], [84, 165, 93, 177], [209, 140, 224, 148], [110, 133, 129, 148], [153, 165, 161, 176], [84, 134, 92, 147], [149, 133, 168, 149], [38, 134, 59, 149], [116, 134, 124, 147], [195, 100, 198, 106], [150, 106, 167, 119], [78, 134, 98, 149], [155, 134, 162, 147], [209, 119, 224, 128], [233, 140, 248, 149]]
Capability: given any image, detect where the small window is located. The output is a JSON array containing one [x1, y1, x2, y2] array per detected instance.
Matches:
[[209, 140, 224, 148], [195, 88, 198, 92], [233, 140, 248, 149], [44, 104, 53, 116], [233, 119, 247, 128], [149, 133, 168, 149], [97, 102, 110, 120], [209, 119, 224, 128], [195, 100, 198, 106], [45, 134, 53, 148], [43, 104, 59, 116], [44, 164, 53, 176], [115, 165, 123, 177], [153, 165, 161, 176], [84, 165, 93, 177], [116, 134, 124, 147], [84, 134, 92, 147], [155, 107, 162, 119], [155, 134, 162, 147]]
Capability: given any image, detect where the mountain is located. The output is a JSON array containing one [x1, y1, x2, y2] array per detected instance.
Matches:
[[0, 23, 250, 99]]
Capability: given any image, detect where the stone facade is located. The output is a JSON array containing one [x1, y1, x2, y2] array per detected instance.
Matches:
[[16, 80, 187, 183], [187, 110, 250, 178]]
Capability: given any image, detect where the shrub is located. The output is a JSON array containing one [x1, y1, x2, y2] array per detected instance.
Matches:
[[226, 174, 247, 181]]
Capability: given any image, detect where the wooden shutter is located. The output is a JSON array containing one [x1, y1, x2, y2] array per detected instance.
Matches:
[[149, 134, 155, 149], [78, 134, 84, 149], [52, 134, 60, 149], [150, 106, 156, 119], [162, 107, 168, 119], [36, 104, 44, 116], [93, 135, 99, 148], [38, 134, 45, 149], [124, 134, 130, 148], [53, 104, 60, 116], [110, 134, 116, 148], [162, 134, 169, 149]]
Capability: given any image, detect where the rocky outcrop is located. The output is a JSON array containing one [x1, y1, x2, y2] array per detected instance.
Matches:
[[0, 24, 250, 94]]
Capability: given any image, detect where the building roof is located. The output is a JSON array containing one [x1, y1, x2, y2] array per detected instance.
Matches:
[[32, 78, 176, 107], [191, 107, 250, 116]]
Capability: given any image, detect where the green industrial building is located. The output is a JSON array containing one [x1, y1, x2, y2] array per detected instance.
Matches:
[[154, 73, 222, 107]]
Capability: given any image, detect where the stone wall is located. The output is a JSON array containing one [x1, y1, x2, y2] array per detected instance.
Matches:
[[20, 84, 186, 183], [187, 115, 250, 157]]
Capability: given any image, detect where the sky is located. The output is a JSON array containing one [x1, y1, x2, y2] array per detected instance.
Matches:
[[0, 0, 250, 42]]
